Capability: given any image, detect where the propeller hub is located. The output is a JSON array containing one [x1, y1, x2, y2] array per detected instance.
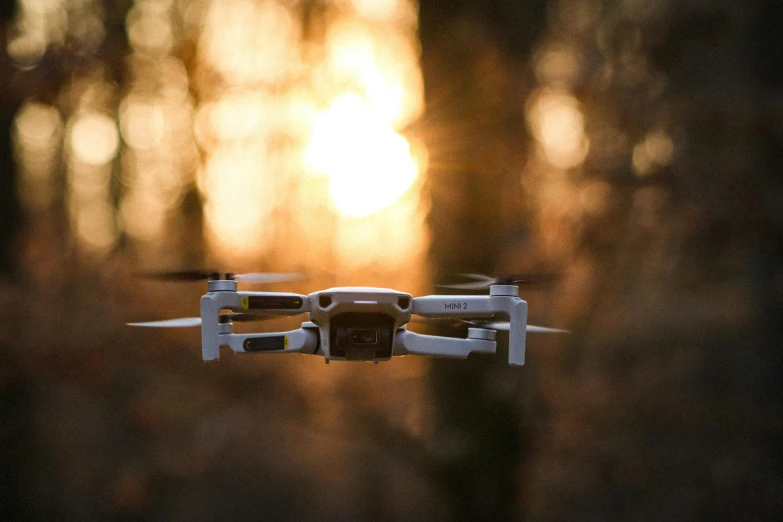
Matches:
[[489, 284, 519, 297], [218, 321, 232, 334], [467, 328, 496, 341], [208, 279, 238, 292]]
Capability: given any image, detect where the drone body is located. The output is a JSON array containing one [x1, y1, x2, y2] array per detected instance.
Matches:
[[130, 272, 570, 365], [198, 281, 528, 365]]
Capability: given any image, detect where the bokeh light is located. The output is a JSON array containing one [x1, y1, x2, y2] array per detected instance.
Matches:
[[67, 113, 120, 166], [200, 142, 273, 257], [5, 1, 779, 520], [199, 0, 301, 85], [7, 0, 428, 267], [189, 0, 427, 269], [632, 130, 674, 176], [527, 87, 589, 170], [12, 101, 64, 210], [305, 93, 419, 217]]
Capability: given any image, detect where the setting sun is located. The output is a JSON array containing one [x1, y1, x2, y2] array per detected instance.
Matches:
[[305, 94, 418, 217]]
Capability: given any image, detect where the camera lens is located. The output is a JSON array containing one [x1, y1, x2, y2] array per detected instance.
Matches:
[[350, 329, 378, 344]]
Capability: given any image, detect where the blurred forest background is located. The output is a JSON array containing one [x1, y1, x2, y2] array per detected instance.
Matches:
[[1, 0, 782, 520]]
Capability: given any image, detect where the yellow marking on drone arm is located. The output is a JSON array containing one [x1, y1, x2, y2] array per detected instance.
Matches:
[[241, 296, 249, 309]]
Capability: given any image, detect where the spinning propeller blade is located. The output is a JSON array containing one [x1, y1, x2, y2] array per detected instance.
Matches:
[[527, 325, 571, 334], [409, 317, 569, 334], [473, 321, 570, 334], [135, 270, 305, 283], [438, 272, 559, 290], [127, 314, 275, 328], [127, 317, 203, 328], [135, 269, 220, 281], [438, 273, 498, 290], [232, 272, 307, 284]]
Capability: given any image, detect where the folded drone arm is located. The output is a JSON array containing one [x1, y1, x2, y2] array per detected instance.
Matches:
[[411, 293, 528, 365], [395, 329, 495, 359], [220, 327, 319, 355], [200, 291, 310, 361]]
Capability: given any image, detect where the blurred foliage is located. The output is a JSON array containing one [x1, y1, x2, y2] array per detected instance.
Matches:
[[420, 0, 783, 520], [2, 0, 783, 521]]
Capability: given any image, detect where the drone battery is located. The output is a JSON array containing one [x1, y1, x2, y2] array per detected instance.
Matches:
[[243, 336, 288, 352]]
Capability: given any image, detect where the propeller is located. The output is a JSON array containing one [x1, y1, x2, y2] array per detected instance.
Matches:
[[438, 272, 559, 290], [127, 313, 276, 328], [135, 269, 220, 281], [127, 317, 203, 328], [134, 269, 306, 283], [409, 317, 570, 334], [232, 273, 306, 284], [469, 320, 570, 334]]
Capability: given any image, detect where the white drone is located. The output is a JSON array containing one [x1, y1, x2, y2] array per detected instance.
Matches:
[[128, 272, 568, 365]]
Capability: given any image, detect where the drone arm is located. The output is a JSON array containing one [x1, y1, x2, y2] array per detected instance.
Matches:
[[220, 327, 318, 355], [411, 295, 496, 318], [200, 291, 310, 361], [411, 293, 528, 365], [395, 329, 495, 359]]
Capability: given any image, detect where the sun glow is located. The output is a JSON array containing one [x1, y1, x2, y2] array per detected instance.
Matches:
[[9, 0, 431, 439], [11, 0, 428, 273], [200, 0, 301, 85], [192, 0, 427, 263], [305, 94, 418, 217]]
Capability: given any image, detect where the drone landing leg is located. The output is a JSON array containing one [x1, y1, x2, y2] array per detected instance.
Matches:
[[200, 295, 220, 361]]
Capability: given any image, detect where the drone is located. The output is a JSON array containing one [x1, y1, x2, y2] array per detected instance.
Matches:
[[128, 271, 569, 366]]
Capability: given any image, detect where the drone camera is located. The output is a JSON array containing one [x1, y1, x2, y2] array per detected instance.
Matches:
[[350, 329, 378, 344], [330, 313, 394, 361], [308, 288, 415, 361]]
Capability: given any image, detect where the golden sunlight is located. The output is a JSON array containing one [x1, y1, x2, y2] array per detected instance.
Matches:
[[192, 0, 427, 265], [67, 112, 120, 166], [200, 143, 273, 258], [323, 17, 423, 128], [527, 87, 589, 170], [305, 94, 418, 217], [351, 0, 403, 21], [8, 0, 432, 439], [200, 0, 301, 85], [126, 3, 174, 56], [73, 199, 117, 250], [119, 96, 166, 151], [13, 102, 63, 210]]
